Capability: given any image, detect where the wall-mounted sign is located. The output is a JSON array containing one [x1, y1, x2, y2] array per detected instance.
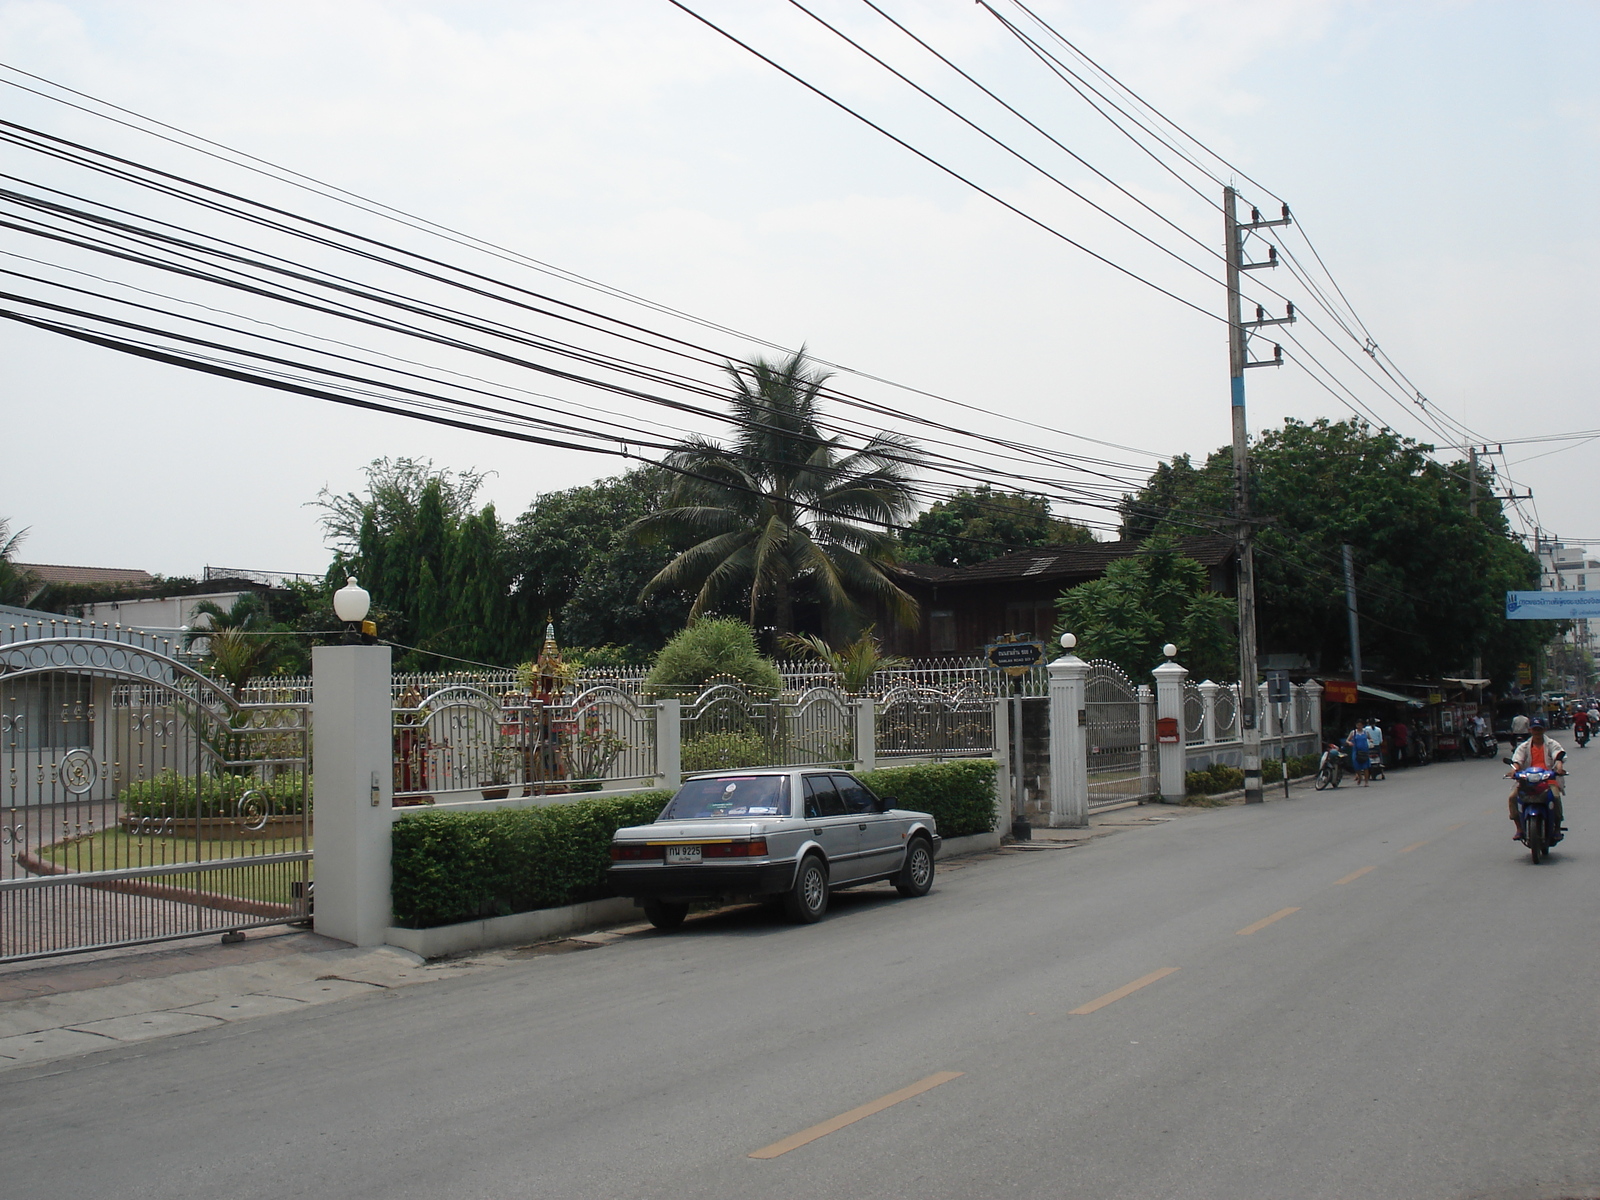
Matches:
[[1156, 716, 1180, 744], [1323, 679, 1359, 705]]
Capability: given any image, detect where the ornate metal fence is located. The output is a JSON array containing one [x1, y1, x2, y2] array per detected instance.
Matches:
[[677, 683, 855, 772], [1085, 661, 1156, 808], [392, 684, 656, 802], [876, 683, 994, 761], [2, 636, 311, 963]]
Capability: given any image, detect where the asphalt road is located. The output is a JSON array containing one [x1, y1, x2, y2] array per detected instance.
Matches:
[[3, 757, 1596, 1200]]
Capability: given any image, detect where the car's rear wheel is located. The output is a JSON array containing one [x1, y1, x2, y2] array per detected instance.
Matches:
[[643, 899, 688, 931], [895, 836, 935, 898], [783, 854, 829, 924]]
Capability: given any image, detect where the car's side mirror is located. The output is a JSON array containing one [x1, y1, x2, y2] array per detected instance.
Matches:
[[876, 795, 896, 812]]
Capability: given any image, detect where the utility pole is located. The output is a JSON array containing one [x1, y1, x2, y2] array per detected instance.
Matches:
[[1343, 543, 1363, 684], [1224, 186, 1293, 805]]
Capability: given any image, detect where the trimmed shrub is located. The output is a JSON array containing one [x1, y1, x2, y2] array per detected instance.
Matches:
[[859, 759, 997, 839], [391, 791, 671, 928], [643, 618, 782, 698], [120, 770, 309, 818], [1186, 762, 1244, 796], [1262, 753, 1320, 783], [680, 730, 771, 773]]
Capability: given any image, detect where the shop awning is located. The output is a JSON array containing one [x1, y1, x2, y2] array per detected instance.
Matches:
[[1357, 684, 1426, 708], [1442, 677, 1491, 687]]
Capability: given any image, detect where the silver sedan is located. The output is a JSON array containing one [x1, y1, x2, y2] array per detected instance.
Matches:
[[607, 768, 940, 929]]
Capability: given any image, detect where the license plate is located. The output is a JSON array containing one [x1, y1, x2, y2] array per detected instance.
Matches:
[[664, 845, 702, 865]]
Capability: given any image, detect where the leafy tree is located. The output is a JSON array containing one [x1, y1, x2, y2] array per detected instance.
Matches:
[[0, 519, 40, 606], [1116, 419, 1554, 683], [1054, 537, 1236, 681], [632, 349, 922, 640], [318, 458, 515, 668], [509, 466, 689, 663], [902, 486, 1094, 567], [643, 617, 783, 699]]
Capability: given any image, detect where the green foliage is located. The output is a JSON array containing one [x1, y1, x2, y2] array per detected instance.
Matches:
[[779, 626, 907, 693], [1117, 419, 1555, 686], [1185, 763, 1244, 796], [644, 618, 783, 698], [120, 770, 309, 818], [1186, 753, 1321, 796], [902, 485, 1094, 567], [0, 518, 40, 606], [1055, 537, 1237, 681], [680, 730, 772, 773], [509, 466, 690, 662], [632, 349, 924, 638], [390, 791, 671, 928], [320, 458, 516, 669], [859, 759, 997, 839]]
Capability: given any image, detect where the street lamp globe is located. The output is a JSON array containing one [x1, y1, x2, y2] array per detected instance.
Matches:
[[1059, 632, 1077, 651], [332, 577, 371, 624], [1163, 643, 1178, 659]]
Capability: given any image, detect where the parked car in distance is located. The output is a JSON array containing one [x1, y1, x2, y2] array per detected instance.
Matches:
[[607, 768, 940, 930]]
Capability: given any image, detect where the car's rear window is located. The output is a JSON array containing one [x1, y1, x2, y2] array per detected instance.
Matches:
[[660, 776, 789, 819]]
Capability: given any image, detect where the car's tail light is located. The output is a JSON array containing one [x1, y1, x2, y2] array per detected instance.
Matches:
[[701, 839, 768, 858], [610, 844, 665, 861]]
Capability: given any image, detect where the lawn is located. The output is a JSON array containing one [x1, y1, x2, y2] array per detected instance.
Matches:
[[40, 830, 313, 906]]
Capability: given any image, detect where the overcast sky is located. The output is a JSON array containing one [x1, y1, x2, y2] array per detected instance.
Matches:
[[1, 0, 1595, 578]]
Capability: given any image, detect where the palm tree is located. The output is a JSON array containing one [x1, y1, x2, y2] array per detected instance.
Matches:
[[0, 519, 40, 607], [633, 350, 922, 639]]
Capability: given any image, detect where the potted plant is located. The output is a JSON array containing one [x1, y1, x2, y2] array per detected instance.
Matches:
[[479, 743, 519, 800]]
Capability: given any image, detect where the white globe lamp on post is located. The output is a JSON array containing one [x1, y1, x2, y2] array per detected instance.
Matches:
[[1059, 632, 1077, 652], [1163, 643, 1178, 660], [332, 577, 372, 643]]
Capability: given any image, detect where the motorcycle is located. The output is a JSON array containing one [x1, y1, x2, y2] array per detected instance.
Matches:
[[1505, 752, 1566, 863], [1314, 741, 1343, 790], [1464, 731, 1499, 759], [1576, 725, 1591, 748]]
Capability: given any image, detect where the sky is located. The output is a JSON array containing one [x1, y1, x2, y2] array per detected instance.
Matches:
[[0, 0, 1595, 579]]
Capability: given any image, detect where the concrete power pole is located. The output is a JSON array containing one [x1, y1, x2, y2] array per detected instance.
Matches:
[[1343, 543, 1363, 684], [1224, 187, 1293, 805]]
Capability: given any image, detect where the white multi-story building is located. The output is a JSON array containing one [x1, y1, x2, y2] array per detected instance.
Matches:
[[1538, 540, 1600, 685]]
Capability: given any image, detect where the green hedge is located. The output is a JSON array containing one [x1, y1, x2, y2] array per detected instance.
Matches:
[[391, 791, 670, 928], [859, 759, 997, 839], [120, 770, 309, 818], [1187, 753, 1321, 796]]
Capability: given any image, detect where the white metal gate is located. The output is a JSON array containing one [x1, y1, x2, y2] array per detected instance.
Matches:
[[1, 635, 311, 963], [1085, 661, 1157, 809]]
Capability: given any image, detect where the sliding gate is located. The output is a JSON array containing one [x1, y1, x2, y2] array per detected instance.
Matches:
[[1, 637, 310, 963]]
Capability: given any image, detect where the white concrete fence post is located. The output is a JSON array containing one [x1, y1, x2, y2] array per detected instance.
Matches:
[[1047, 646, 1089, 828], [311, 643, 394, 948], [1304, 680, 1324, 747], [853, 697, 877, 774], [1151, 657, 1189, 803], [1199, 679, 1220, 746], [655, 698, 682, 789]]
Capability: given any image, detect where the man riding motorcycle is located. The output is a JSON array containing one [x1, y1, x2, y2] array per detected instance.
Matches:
[[1506, 717, 1567, 842]]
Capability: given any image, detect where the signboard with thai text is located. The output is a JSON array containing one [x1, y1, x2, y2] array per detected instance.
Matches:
[[1323, 679, 1359, 705], [986, 641, 1045, 672], [1505, 591, 1600, 620]]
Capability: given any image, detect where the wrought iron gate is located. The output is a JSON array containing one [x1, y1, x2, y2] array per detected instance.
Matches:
[[1085, 661, 1156, 809], [1, 636, 311, 963]]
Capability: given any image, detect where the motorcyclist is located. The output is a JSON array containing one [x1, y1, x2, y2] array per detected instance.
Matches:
[[1506, 717, 1566, 842], [1574, 706, 1591, 746]]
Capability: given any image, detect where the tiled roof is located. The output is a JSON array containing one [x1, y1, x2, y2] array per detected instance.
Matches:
[[890, 536, 1234, 587], [12, 563, 156, 586]]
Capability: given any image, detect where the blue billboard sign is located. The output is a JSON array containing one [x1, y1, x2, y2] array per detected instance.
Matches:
[[1505, 591, 1600, 620]]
